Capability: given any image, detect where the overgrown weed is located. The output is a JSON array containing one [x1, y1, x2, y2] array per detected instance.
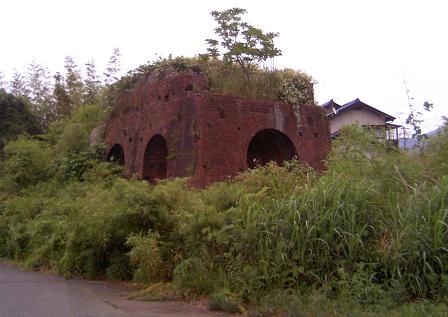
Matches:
[[1, 121, 448, 315]]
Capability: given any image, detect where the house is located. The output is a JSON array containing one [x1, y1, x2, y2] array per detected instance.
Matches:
[[321, 98, 400, 144], [104, 70, 331, 187]]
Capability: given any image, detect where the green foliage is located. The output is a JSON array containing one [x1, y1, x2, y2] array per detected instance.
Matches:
[[55, 123, 89, 154], [26, 61, 54, 128], [127, 232, 163, 284], [267, 290, 448, 317], [208, 289, 244, 314], [64, 56, 83, 109], [44, 104, 105, 147], [278, 69, 315, 107], [83, 60, 101, 105], [71, 104, 106, 132], [128, 282, 180, 301], [0, 91, 41, 149], [206, 8, 281, 81], [10, 71, 29, 98], [53, 146, 106, 181], [53, 104, 106, 155], [1, 137, 52, 188], [103, 48, 121, 86], [1, 125, 448, 315], [111, 55, 314, 106], [52, 72, 71, 119], [424, 119, 448, 177], [174, 257, 217, 297]]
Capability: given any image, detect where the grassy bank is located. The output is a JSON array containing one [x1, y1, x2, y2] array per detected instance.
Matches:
[[1, 110, 448, 315]]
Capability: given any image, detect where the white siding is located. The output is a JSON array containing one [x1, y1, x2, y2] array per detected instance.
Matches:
[[330, 108, 386, 134]]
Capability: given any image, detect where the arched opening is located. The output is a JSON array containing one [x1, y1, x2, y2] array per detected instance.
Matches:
[[107, 144, 125, 165], [143, 135, 168, 182], [247, 129, 297, 168]]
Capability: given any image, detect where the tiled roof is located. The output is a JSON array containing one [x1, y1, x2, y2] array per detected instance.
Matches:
[[321, 98, 396, 122]]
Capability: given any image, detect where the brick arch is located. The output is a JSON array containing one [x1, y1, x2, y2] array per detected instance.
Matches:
[[142, 134, 168, 182], [107, 143, 125, 165], [247, 129, 298, 168]]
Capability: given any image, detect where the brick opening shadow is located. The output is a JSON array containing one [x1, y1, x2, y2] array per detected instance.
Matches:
[[247, 129, 297, 168]]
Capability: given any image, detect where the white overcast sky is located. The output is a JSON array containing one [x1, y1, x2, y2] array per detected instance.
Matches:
[[1, 0, 446, 131]]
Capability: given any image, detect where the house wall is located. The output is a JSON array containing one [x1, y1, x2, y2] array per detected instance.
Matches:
[[104, 71, 331, 187], [329, 108, 386, 134]]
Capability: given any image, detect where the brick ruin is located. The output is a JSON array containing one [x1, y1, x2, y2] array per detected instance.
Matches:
[[104, 70, 331, 187]]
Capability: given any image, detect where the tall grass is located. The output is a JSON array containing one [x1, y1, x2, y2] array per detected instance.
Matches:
[[1, 124, 448, 315]]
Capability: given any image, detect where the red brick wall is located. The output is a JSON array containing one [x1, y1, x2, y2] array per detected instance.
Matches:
[[104, 71, 331, 187]]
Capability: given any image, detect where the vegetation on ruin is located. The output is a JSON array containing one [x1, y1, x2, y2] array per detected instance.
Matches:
[[111, 55, 314, 108], [205, 7, 282, 81], [0, 8, 313, 140], [1, 97, 448, 316], [1, 8, 447, 316], [111, 8, 313, 107]]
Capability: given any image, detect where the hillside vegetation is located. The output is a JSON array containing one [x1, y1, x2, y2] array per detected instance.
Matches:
[[1, 101, 448, 315]]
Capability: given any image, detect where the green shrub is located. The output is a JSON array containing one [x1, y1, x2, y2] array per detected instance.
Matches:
[[113, 56, 314, 105], [55, 123, 89, 154], [58, 179, 159, 278], [208, 289, 244, 313], [70, 104, 106, 132], [173, 257, 217, 297], [1, 137, 52, 188], [1, 120, 448, 315], [44, 104, 105, 153], [127, 232, 163, 284], [0, 91, 41, 150], [52, 145, 106, 181], [425, 120, 448, 177]]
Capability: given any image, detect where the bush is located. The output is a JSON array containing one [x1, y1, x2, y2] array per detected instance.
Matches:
[[127, 232, 163, 284], [425, 120, 448, 177], [174, 257, 217, 297], [55, 123, 89, 154], [0, 91, 41, 150], [1, 137, 52, 188], [1, 123, 448, 315], [113, 56, 314, 105], [209, 289, 244, 313]]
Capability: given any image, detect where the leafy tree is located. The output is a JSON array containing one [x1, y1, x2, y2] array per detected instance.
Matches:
[[52, 72, 71, 119], [83, 59, 101, 105], [0, 91, 41, 150], [10, 71, 30, 98], [206, 8, 282, 81], [64, 56, 83, 109], [27, 60, 54, 127], [104, 48, 121, 86], [0, 71, 6, 90]]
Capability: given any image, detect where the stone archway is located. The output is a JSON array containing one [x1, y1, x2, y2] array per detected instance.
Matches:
[[107, 144, 125, 165], [247, 129, 297, 168], [143, 135, 168, 182]]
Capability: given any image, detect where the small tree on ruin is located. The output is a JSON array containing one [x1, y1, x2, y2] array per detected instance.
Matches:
[[206, 8, 282, 81]]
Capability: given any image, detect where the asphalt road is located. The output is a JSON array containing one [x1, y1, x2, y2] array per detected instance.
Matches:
[[0, 263, 226, 317]]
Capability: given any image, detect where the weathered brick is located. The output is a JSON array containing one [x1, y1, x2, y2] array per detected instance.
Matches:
[[104, 71, 331, 187]]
